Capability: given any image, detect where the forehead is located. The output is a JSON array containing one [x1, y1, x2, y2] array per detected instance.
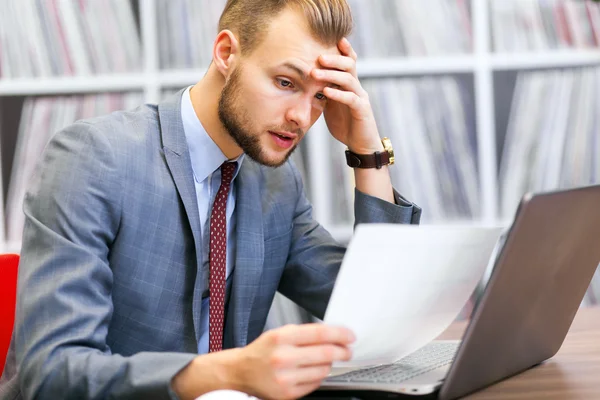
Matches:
[[247, 7, 341, 71]]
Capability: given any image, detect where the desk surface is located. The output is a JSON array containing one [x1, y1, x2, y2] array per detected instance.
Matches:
[[439, 306, 600, 400]]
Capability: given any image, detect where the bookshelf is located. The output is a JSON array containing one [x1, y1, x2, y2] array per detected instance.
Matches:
[[1, 0, 600, 254], [0, 75, 147, 96], [490, 50, 600, 70], [3, 51, 600, 96]]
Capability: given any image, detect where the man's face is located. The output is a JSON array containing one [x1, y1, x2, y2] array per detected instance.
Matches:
[[218, 7, 341, 167]]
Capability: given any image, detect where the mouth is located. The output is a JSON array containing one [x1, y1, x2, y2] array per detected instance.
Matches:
[[268, 130, 298, 150], [269, 131, 298, 140]]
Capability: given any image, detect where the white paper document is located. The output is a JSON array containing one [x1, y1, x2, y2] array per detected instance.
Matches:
[[324, 224, 504, 368]]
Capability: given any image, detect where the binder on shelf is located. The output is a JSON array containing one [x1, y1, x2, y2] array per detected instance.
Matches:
[[157, 0, 227, 70], [155, 0, 472, 69], [346, 0, 472, 58], [499, 67, 600, 220], [492, 0, 600, 53], [0, 0, 142, 78]]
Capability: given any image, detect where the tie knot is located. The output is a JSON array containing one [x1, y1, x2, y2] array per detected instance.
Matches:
[[220, 162, 237, 185]]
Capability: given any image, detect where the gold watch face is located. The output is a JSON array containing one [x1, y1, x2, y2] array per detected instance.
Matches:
[[382, 137, 395, 165]]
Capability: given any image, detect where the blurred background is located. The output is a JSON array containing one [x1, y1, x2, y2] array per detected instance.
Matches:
[[0, 0, 599, 326]]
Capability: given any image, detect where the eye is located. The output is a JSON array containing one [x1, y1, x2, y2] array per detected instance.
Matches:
[[315, 92, 327, 101], [277, 78, 294, 89]]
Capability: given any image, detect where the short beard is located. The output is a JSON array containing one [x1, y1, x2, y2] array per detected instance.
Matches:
[[218, 67, 297, 168]]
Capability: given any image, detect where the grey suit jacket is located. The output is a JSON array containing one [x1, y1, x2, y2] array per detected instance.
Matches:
[[0, 90, 421, 400]]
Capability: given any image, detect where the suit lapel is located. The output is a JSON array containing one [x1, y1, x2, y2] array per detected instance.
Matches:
[[158, 91, 205, 345], [229, 161, 265, 347]]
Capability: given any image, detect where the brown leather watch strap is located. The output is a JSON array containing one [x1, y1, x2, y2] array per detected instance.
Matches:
[[345, 149, 391, 169]]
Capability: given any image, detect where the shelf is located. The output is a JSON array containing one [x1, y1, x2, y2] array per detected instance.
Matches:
[[158, 58, 476, 87], [2, 50, 598, 97], [97, 53, 580, 93], [0, 74, 147, 96], [357, 55, 476, 77], [355, 51, 600, 76], [92, 52, 600, 91], [491, 50, 600, 71], [159, 69, 208, 88], [157, 56, 477, 88]]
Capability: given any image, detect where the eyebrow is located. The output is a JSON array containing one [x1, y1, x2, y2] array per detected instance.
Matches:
[[278, 62, 340, 91], [280, 62, 310, 81]]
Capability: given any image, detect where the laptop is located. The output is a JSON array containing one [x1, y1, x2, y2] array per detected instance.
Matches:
[[308, 184, 600, 400]]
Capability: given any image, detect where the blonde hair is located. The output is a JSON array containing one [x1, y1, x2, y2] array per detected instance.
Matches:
[[219, 0, 353, 54]]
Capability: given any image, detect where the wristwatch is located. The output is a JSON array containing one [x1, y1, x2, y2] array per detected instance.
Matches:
[[345, 137, 395, 169]]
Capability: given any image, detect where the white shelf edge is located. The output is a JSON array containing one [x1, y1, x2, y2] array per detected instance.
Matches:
[[156, 57, 476, 86], [2, 50, 599, 97], [156, 51, 600, 88], [357, 56, 476, 76], [0, 74, 147, 96], [159, 69, 208, 88], [491, 51, 600, 70]]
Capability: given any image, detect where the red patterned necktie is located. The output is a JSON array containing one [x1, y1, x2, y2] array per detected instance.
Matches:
[[209, 162, 236, 353]]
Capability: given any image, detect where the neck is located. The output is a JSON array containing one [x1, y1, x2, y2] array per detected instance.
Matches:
[[189, 65, 243, 160]]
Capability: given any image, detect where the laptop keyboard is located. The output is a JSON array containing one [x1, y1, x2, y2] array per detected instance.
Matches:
[[325, 342, 459, 384]]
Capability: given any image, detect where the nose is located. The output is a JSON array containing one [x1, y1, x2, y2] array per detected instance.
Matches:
[[285, 96, 313, 131]]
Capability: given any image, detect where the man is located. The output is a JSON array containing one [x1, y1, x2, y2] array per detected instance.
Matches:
[[0, 0, 421, 399]]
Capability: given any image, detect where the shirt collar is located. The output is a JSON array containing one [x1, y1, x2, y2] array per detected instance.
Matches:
[[181, 86, 244, 183]]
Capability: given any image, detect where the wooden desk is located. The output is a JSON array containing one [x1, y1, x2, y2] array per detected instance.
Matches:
[[440, 306, 600, 399]]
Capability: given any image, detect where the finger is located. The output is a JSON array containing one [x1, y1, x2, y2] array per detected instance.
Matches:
[[339, 37, 358, 61], [318, 54, 356, 74], [312, 69, 362, 94], [292, 344, 353, 367], [275, 323, 355, 346], [280, 365, 332, 385], [323, 86, 363, 110], [267, 344, 351, 370]]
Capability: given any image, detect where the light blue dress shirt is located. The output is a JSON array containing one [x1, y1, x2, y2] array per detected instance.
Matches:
[[181, 86, 244, 354]]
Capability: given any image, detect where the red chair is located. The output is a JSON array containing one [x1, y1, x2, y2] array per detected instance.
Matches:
[[0, 254, 19, 375]]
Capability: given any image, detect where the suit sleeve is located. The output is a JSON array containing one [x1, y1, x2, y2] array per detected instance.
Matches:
[[354, 188, 422, 226], [277, 164, 421, 320], [15, 122, 195, 400]]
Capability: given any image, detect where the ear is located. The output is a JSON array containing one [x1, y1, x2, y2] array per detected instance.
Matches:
[[212, 30, 241, 78]]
